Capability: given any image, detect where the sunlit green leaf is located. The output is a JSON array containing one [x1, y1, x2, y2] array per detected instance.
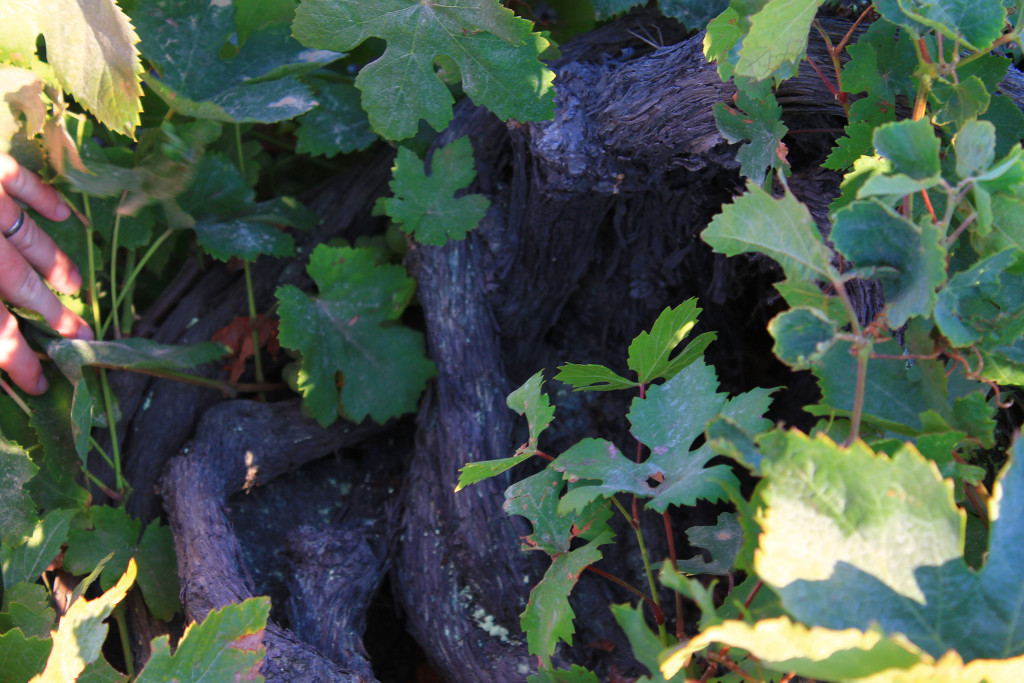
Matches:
[[554, 364, 636, 392], [293, 0, 555, 140], [2, 509, 77, 590], [735, 0, 825, 80], [0, 435, 39, 548]]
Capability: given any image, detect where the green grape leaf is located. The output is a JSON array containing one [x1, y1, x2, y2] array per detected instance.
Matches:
[[810, 337, 993, 441], [136, 597, 269, 683], [276, 245, 436, 425], [935, 249, 1024, 385], [135, 0, 340, 123], [34, 559, 135, 682], [704, 7, 742, 80], [873, 118, 941, 180], [235, 0, 298, 45], [823, 121, 876, 171], [78, 656, 129, 683], [455, 453, 532, 492], [609, 602, 680, 682], [0, 0, 143, 136], [626, 299, 716, 385], [656, 0, 730, 29], [831, 199, 946, 327], [383, 137, 490, 246], [675, 511, 743, 575], [0, 67, 46, 149], [555, 360, 773, 513], [64, 507, 181, 622], [591, 0, 641, 19], [954, 119, 997, 179], [554, 364, 636, 392], [735, 0, 825, 80], [933, 75, 991, 128], [772, 278, 848, 324], [753, 433, 1024, 662], [0, 628, 51, 682], [703, 182, 836, 285], [713, 78, 788, 185], [503, 468, 613, 555], [0, 435, 38, 547], [974, 192, 1024, 258], [528, 665, 600, 683], [981, 95, 1024, 159], [295, 79, 377, 158], [842, 21, 918, 103], [660, 616, 924, 681], [2, 509, 77, 590], [892, 0, 1005, 50], [521, 533, 612, 659], [293, 0, 555, 140], [0, 582, 56, 638], [768, 306, 837, 370]]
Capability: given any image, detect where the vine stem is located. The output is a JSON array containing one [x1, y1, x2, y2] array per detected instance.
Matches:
[[98, 368, 125, 493], [610, 496, 667, 641], [234, 124, 265, 395], [112, 604, 135, 679], [0, 377, 32, 416], [584, 566, 664, 623], [662, 510, 684, 640], [112, 228, 175, 313]]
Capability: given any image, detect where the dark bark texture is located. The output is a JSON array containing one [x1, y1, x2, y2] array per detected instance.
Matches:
[[102, 10, 1024, 683]]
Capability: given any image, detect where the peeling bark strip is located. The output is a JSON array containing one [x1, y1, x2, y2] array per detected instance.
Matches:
[[162, 400, 386, 682]]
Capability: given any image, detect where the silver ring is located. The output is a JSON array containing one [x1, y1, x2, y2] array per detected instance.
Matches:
[[3, 208, 24, 239]]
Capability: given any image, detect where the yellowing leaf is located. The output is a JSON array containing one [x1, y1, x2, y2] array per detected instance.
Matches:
[[30, 559, 136, 683]]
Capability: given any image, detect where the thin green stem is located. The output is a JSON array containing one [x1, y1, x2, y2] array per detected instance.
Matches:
[[98, 368, 124, 494], [102, 203, 125, 340], [846, 341, 871, 446], [88, 435, 116, 472], [585, 566, 663, 622], [663, 510, 684, 640], [113, 603, 135, 679], [0, 378, 32, 416], [243, 261, 265, 389], [120, 250, 137, 337], [85, 362, 281, 397], [82, 196, 102, 337], [112, 228, 175, 313]]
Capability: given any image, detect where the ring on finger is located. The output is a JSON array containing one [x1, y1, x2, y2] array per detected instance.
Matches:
[[3, 208, 25, 239]]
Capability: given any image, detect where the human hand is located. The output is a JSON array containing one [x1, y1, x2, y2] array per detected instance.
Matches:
[[0, 153, 93, 395]]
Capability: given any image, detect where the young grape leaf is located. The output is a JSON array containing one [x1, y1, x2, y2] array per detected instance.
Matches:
[[292, 0, 556, 140], [0, 629, 51, 683], [754, 432, 1024, 662], [528, 665, 600, 683], [703, 182, 836, 286], [295, 79, 377, 158], [134, 0, 340, 123], [31, 559, 136, 683], [0, 0, 142, 136], [2, 509, 77, 590], [704, 6, 742, 80], [554, 364, 636, 392], [555, 360, 773, 513], [0, 435, 39, 547], [934, 248, 1024, 385], [609, 602, 681, 683], [768, 306, 837, 370], [888, 0, 1005, 51], [974, 193, 1024, 258], [276, 245, 436, 425], [0, 582, 56, 638], [933, 76, 991, 128], [873, 118, 941, 180], [64, 507, 181, 622], [502, 468, 613, 555], [831, 199, 946, 327], [136, 597, 269, 683], [675, 511, 743, 575], [521, 532, 612, 660], [735, 0, 825, 80], [626, 299, 716, 385], [954, 119, 997, 179], [713, 78, 788, 185], [383, 137, 490, 246], [660, 616, 924, 681]]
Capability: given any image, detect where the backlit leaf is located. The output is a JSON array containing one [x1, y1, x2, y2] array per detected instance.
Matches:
[[554, 364, 636, 392], [626, 299, 716, 385], [383, 137, 490, 246], [2, 509, 77, 590], [276, 245, 436, 424], [735, 0, 825, 80], [292, 0, 555, 140], [30, 559, 136, 683]]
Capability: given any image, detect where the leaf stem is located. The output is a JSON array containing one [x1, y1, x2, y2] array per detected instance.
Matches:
[[98, 368, 125, 494], [242, 261, 266, 393], [662, 510, 684, 640], [113, 603, 135, 679], [82, 196, 103, 338], [584, 566, 664, 622], [112, 228, 175, 313], [0, 377, 32, 416]]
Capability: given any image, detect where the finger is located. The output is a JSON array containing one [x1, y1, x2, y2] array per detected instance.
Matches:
[[4, 210, 83, 295], [0, 236, 93, 341], [0, 305, 47, 395], [0, 154, 71, 222]]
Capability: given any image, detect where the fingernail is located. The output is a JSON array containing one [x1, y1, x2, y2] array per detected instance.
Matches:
[[35, 376, 49, 394], [55, 203, 71, 221], [76, 325, 94, 341]]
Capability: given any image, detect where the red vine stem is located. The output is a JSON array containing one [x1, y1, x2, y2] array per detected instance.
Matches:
[[662, 511, 684, 640], [585, 566, 665, 624]]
